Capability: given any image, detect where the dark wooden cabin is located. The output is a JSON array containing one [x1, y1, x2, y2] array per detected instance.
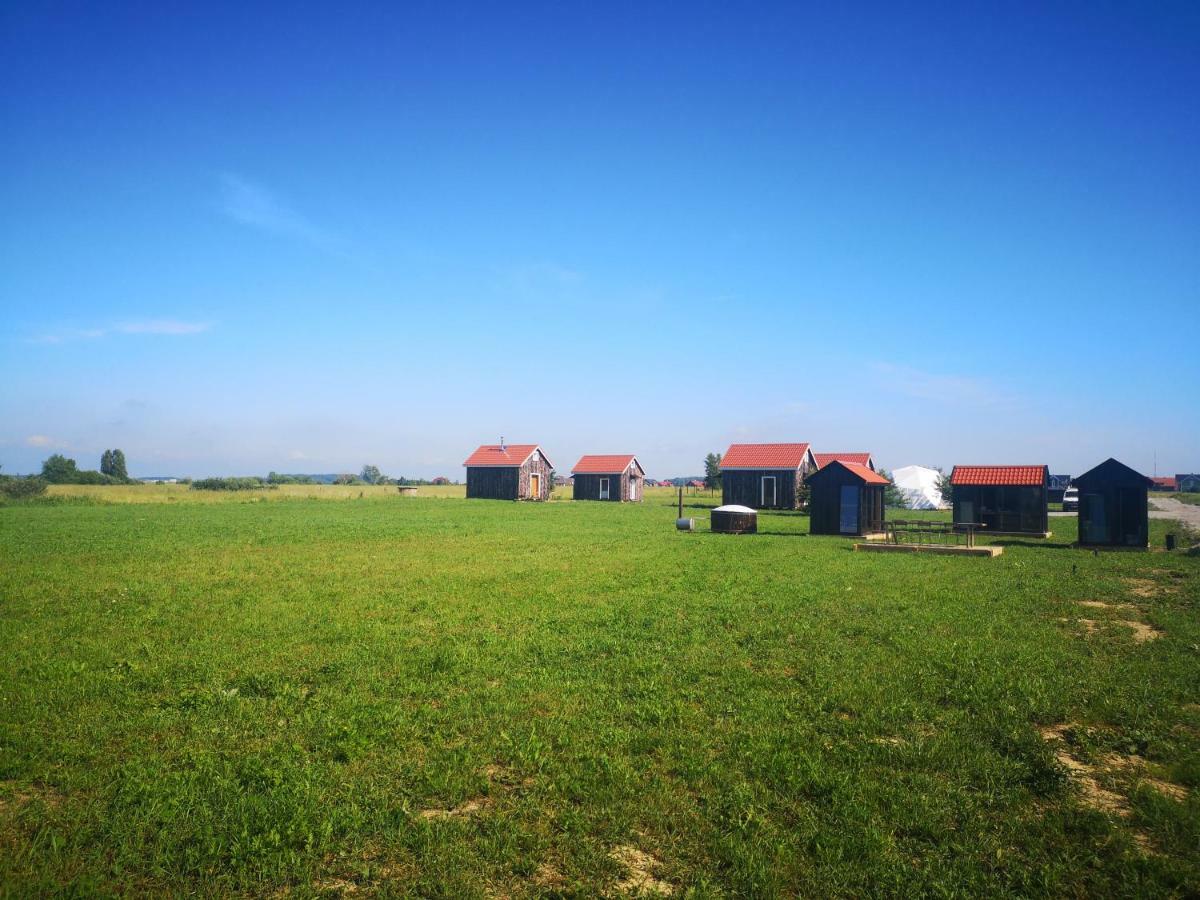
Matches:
[[463, 443, 553, 501], [1074, 458, 1153, 548], [813, 452, 876, 472], [720, 443, 816, 510], [807, 460, 888, 536], [949, 465, 1049, 536], [571, 454, 645, 502]]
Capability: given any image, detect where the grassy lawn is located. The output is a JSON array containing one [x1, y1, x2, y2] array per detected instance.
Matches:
[[1159, 492, 1200, 507], [2, 488, 1198, 896]]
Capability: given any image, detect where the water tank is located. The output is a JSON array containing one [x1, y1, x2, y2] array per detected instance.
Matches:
[[711, 504, 757, 534]]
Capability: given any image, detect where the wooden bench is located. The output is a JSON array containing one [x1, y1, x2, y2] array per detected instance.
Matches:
[[887, 520, 984, 548]]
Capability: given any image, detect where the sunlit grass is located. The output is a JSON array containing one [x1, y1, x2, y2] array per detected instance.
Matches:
[[1, 490, 1197, 895]]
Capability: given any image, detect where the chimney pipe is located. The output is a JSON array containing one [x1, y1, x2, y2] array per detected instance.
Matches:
[[500, 435, 505, 452]]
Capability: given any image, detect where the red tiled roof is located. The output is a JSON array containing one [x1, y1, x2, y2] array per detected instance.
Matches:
[[950, 465, 1047, 486], [463, 444, 545, 467], [720, 443, 811, 470], [840, 461, 890, 485], [814, 452, 873, 469], [1150, 476, 1176, 489], [572, 454, 640, 475]]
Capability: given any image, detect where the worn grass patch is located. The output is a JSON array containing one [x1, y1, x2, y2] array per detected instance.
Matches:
[[2, 492, 1198, 895]]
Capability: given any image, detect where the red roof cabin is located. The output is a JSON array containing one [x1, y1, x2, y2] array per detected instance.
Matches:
[[1149, 476, 1176, 492], [463, 441, 553, 501], [814, 452, 876, 472], [949, 465, 1050, 536], [720, 443, 816, 509], [571, 454, 645, 502], [806, 460, 889, 536]]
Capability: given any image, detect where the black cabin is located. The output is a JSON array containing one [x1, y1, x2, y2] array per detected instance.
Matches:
[[949, 465, 1050, 536], [463, 443, 553, 501], [719, 443, 816, 510], [1074, 458, 1153, 548], [806, 460, 888, 536]]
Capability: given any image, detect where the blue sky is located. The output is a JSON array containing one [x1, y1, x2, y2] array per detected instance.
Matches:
[[2, 1, 1197, 479]]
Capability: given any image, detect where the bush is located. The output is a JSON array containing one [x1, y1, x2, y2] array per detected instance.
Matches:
[[0, 477, 49, 499], [189, 477, 271, 492]]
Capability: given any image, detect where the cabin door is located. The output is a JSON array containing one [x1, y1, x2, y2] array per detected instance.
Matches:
[[529, 473, 541, 499], [599, 477, 610, 500], [839, 485, 859, 534], [628, 478, 638, 501], [761, 476, 777, 507]]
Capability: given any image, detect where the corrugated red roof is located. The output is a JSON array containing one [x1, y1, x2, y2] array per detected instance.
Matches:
[[572, 454, 640, 475], [720, 443, 811, 470], [950, 465, 1047, 486], [814, 452, 873, 469], [463, 444, 544, 467]]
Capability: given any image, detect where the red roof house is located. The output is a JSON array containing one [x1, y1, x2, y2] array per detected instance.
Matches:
[[463, 442, 553, 501], [571, 454, 645, 502], [719, 443, 817, 509], [948, 465, 1049, 535]]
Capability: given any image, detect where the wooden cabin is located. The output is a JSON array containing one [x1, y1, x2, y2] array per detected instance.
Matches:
[[720, 443, 816, 510], [571, 454, 645, 502], [807, 460, 888, 536], [463, 442, 552, 501], [949, 465, 1049, 536], [1074, 458, 1153, 548], [813, 452, 876, 472], [1178, 473, 1200, 493]]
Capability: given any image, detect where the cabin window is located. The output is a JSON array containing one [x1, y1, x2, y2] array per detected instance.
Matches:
[[761, 476, 777, 506], [599, 477, 610, 500]]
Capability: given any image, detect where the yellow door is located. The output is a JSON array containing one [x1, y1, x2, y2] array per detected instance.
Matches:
[[529, 473, 540, 499]]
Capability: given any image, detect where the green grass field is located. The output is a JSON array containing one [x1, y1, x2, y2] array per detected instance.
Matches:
[[2, 487, 1198, 896]]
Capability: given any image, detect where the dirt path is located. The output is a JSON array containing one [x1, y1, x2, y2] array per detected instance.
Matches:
[[1149, 497, 1200, 530]]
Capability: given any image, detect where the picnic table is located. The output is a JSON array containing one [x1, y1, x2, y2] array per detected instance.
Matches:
[[886, 520, 985, 548]]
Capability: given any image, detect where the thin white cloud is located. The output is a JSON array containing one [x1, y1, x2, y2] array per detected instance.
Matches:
[[26, 435, 62, 448], [30, 320, 211, 344], [871, 361, 1014, 406], [219, 173, 340, 251]]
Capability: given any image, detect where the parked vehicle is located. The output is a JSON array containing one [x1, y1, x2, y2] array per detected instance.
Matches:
[[1062, 487, 1079, 511]]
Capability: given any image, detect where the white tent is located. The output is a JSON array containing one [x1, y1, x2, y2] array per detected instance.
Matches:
[[891, 465, 945, 509]]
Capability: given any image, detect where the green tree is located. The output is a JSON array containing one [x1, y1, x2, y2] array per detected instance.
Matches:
[[877, 469, 907, 508], [703, 453, 722, 490], [100, 450, 114, 476], [41, 454, 79, 484], [110, 449, 128, 481], [360, 464, 383, 485], [936, 468, 953, 510]]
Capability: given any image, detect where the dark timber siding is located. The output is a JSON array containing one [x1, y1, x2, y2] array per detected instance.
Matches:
[[722, 469, 801, 509], [466, 450, 552, 501], [808, 467, 885, 536], [1075, 459, 1151, 547], [572, 464, 644, 501], [951, 485, 1048, 535]]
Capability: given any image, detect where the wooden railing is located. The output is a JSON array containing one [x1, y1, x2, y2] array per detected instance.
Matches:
[[887, 520, 983, 548]]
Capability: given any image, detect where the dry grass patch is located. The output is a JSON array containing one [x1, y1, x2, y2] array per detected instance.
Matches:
[[609, 844, 674, 897], [1038, 725, 1130, 817], [418, 797, 490, 821], [1117, 620, 1162, 643]]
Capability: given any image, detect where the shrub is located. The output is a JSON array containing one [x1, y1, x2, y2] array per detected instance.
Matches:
[[189, 477, 270, 492], [0, 477, 49, 499]]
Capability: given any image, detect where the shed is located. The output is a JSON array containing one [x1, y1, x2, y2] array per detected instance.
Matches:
[[1074, 458, 1154, 547], [463, 442, 553, 501], [813, 452, 876, 472], [1149, 476, 1176, 492], [807, 460, 889, 536], [571, 454, 645, 501], [720, 443, 816, 509], [1178, 473, 1200, 493], [949, 465, 1049, 536]]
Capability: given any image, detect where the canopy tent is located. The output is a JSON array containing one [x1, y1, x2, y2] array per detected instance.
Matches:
[[891, 465, 945, 509]]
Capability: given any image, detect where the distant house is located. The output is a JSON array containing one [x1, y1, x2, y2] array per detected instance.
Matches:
[[1048, 474, 1072, 503], [806, 460, 889, 536], [572, 454, 645, 502], [1075, 458, 1154, 548], [720, 443, 816, 509], [1150, 476, 1177, 492], [431, 476, 450, 485], [463, 442, 553, 501], [949, 465, 1049, 536], [813, 452, 876, 472], [1178, 474, 1200, 493]]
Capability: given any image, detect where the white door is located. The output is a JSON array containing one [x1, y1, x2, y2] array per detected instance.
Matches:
[[761, 476, 777, 507], [629, 478, 638, 501], [599, 477, 610, 500]]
